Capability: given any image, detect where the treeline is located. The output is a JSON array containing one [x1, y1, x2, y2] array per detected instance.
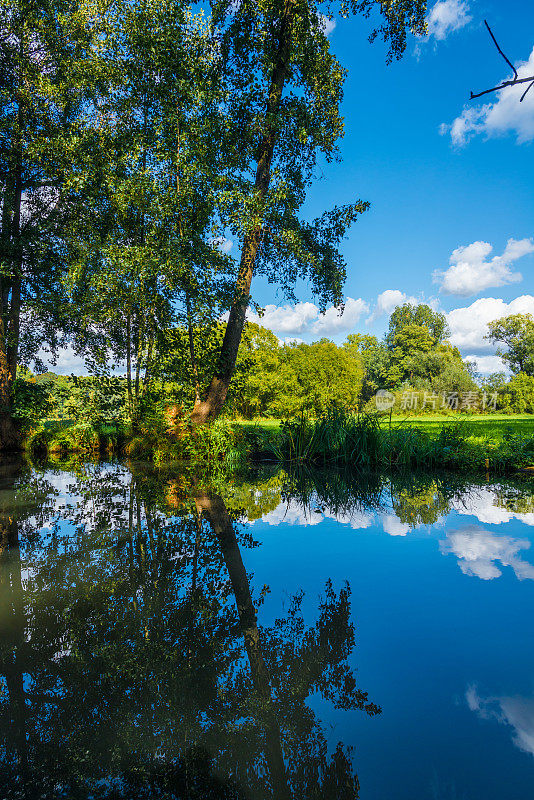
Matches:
[[23, 303, 534, 424]]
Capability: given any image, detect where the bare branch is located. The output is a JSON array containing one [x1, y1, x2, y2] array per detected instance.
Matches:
[[520, 78, 534, 102], [470, 76, 534, 100], [469, 21, 534, 102], [484, 20, 517, 79]]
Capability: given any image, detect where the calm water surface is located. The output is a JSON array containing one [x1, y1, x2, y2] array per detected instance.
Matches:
[[0, 458, 533, 799]]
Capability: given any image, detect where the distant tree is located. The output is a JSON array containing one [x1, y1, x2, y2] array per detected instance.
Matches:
[[344, 334, 389, 403], [426, 351, 477, 396], [500, 373, 534, 414], [354, 304, 473, 393], [279, 339, 364, 417], [486, 314, 534, 376], [480, 372, 507, 393], [229, 324, 288, 418], [385, 303, 449, 349]]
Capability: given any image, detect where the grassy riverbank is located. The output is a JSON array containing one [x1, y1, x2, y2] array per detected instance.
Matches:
[[240, 412, 534, 474], [26, 412, 534, 475]]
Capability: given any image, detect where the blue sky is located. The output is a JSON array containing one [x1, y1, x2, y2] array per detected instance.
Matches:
[[246, 0, 534, 374]]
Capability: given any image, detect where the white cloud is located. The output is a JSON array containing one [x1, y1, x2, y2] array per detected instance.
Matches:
[[248, 297, 368, 339], [440, 525, 534, 580], [443, 46, 534, 145], [212, 236, 233, 254], [258, 500, 323, 527], [248, 302, 319, 335], [451, 487, 534, 526], [381, 514, 411, 537], [278, 336, 304, 346], [467, 686, 534, 758], [35, 344, 87, 375], [253, 499, 372, 529], [426, 0, 472, 41], [464, 354, 505, 374], [319, 14, 336, 36], [434, 238, 533, 296], [366, 289, 429, 323], [312, 297, 368, 335], [446, 294, 534, 353]]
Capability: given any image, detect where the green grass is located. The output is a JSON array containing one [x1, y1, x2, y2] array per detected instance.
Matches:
[[234, 414, 534, 439], [383, 414, 534, 442], [233, 418, 282, 431]]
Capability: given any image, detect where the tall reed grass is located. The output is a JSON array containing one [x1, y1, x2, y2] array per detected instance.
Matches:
[[248, 408, 534, 474]]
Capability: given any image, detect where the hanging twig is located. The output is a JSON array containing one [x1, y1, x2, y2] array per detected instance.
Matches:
[[470, 20, 534, 102]]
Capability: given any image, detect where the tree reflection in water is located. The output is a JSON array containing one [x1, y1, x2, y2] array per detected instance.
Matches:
[[0, 461, 380, 799]]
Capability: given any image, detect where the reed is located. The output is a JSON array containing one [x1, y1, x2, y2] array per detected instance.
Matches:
[[251, 409, 534, 474]]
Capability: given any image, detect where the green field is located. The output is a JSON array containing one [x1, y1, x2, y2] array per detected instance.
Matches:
[[386, 414, 534, 441], [235, 414, 534, 443]]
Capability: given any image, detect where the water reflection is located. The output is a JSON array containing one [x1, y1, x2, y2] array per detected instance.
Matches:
[[244, 468, 534, 580], [441, 526, 534, 580], [0, 460, 379, 799], [467, 685, 534, 757]]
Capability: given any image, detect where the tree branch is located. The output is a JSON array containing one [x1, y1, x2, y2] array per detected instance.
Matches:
[[470, 20, 533, 102], [484, 20, 517, 79]]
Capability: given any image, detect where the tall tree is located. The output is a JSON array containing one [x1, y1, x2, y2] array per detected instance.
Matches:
[[65, 0, 235, 420], [0, 0, 92, 448], [190, 0, 427, 423]]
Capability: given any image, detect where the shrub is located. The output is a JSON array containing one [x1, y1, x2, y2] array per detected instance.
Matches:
[[12, 378, 51, 428], [500, 374, 534, 414]]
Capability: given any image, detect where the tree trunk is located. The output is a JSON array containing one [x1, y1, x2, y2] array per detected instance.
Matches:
[[126, 312, 133, 418], [0, 467, 28, 771], [7, 145, 23, 384], [195, 490, 291, 799], [0, 309, 18, 450], [142, 332, 154, 395], [186, 295, 201, 407], [0, 130, 23, 450], [191, 2, 294, 424]]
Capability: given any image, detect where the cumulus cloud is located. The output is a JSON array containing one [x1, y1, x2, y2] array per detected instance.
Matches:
[[217, 237, 233, 254], [248, 302, 319, 335], [442, 45, 534, 145], [434, 238, 533, 296], [312, 297, 368, 335], [467, 686, 534, 758], [446, 294, 534, 353], [451, 487, 534, 526], [253, 499, 372, 529], [35, 344, 87, 375], [248, 297, 368, 339], [426, 0, 472, 41], [278, 336, 304, 346], [366, 289, 427, 323], [440, 525, 534, 580], [381, 514, 411, 537], [464, 354, 505, 375], [319, 14, 336, 36], [258, 500, 323, 527]]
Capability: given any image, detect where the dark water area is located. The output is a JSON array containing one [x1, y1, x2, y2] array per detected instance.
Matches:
[[0, 458, 533, 799]]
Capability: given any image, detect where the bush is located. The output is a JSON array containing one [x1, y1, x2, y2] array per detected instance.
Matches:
[[12, 378, 51, 427], [27, 421, 125, 456], [500, 374, 534, 414]]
